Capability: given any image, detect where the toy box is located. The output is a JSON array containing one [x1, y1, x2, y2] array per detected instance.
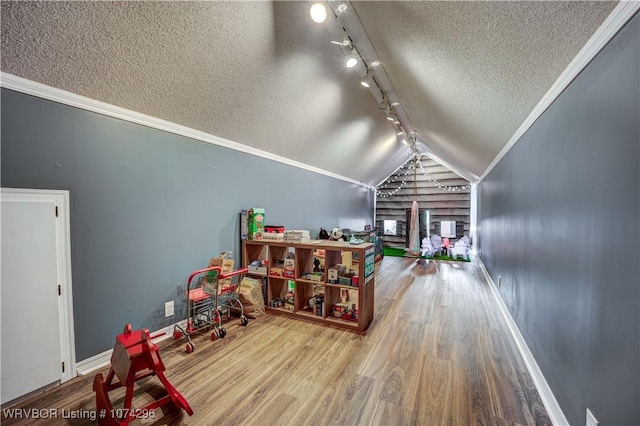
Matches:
[[247, 208, 265, 240], [339, 274, 355, 286], [248, 259, 267, 275], [283, 230, 310, 243], [265, 225, 285, 233], [283, 253, 295, 278], [248, 265, 268, 274], [327, 264, 346, 284], [309, 272, 323, 282], [261, 232, 283, 241]]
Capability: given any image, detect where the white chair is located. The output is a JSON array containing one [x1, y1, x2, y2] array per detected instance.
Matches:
[[450, 239, 469, 260], [430, 235, 443, 256], [421, 238, 434, 257]]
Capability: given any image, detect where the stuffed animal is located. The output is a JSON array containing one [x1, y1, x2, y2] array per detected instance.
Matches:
[[318, 228, 330, 239], [330, 227, 348, 241]]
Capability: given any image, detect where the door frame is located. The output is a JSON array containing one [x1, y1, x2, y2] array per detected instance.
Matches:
[[1, 188, 76, 383]]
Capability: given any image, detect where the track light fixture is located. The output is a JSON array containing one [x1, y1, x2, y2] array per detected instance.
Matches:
[[310, 3, 327, 23], [312, 1, 414, 150], [360, 69, 374, 88]]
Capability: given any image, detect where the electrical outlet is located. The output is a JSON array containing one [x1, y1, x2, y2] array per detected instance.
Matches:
[[586, 408, 598, 426], [164, 301, 174, 318]]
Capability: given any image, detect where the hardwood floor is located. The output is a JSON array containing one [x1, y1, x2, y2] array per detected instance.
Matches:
[[1, 256, 551, 425]]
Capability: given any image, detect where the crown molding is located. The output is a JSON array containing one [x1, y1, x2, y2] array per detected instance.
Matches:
[[480, 2, 640, 182], [0, 72, 371, 189]]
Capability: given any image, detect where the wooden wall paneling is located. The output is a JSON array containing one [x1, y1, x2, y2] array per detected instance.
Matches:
[[376, 156, 471, 247]]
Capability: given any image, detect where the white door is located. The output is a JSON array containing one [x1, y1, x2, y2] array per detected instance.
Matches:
[[1, 189, 75, 405]]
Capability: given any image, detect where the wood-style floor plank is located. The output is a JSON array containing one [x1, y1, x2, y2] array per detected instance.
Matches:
[[1, 256, 551, 425]]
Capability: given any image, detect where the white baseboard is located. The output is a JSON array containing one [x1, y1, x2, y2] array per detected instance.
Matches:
[[476, 258, 569, 426], [75, 320, 187, 376]]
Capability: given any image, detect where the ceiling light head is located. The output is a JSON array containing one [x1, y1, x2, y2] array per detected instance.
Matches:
[[346, 56, 358, 68], [361, 69, 373, 88], [335, 3, 348, 15], [310, 3, 327, 23]]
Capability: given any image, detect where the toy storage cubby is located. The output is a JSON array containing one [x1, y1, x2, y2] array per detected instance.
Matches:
[[242, 239, 375, 333], [293, 247, 319, 318], [267, 244, 296, 313]]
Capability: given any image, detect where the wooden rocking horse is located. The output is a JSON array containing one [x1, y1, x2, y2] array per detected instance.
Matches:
[[93, 323, 193, 425]]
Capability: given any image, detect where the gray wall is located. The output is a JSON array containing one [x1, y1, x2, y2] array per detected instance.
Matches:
[[478, 13, 639, 426], [1, 89, 374, 361]]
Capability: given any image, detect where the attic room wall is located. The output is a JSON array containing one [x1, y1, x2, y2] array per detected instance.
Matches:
[[0, 88, 375, 361], [477, 12, 639, 426], [376, 156, 470, 247]]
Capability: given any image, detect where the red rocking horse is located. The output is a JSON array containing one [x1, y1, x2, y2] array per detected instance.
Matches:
[[93, 323, 193, 425]]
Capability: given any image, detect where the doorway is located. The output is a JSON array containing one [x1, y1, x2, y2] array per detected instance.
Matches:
[[1, 188, 76, 406]]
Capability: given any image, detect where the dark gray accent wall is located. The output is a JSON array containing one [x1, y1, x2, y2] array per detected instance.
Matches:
[[478, 13, 639, 426], [1, 89, 374, 361]]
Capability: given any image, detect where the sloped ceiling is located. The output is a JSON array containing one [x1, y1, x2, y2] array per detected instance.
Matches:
[[0, 1, 616, 186]]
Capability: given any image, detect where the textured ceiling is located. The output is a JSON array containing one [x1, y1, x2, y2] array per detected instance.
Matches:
[[0, 1, 616, 186]]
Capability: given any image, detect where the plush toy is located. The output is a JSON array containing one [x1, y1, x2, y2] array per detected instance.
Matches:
[[330, 227, 348, 241], [318, 228, 330, 239]]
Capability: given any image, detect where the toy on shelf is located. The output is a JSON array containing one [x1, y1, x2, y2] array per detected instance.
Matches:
[[93, 323, 193, 425]]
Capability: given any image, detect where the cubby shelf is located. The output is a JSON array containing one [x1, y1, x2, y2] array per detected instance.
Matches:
[[242, 239, 375, 333]]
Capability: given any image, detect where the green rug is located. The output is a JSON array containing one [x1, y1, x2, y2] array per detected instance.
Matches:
[[383, 246, 470, 262]]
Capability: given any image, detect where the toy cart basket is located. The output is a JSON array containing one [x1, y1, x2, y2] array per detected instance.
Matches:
[[173, 266, 248, 353]]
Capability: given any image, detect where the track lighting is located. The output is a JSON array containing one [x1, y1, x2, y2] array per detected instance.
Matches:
[[310, 3, 327, 23], [314, 1, 414, 152], [360, 69, 373, 88]]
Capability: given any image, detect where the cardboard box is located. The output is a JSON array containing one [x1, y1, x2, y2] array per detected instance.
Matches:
[[261, 232, 283, 241], [247, 208, 266, 240], [339, 274, 354, 286], [208, 251, 234, 289], [283, 230, 310, 243], [283, 257, 295, 278], [309, 272, 324, 282], [248, 265, 267, 275]]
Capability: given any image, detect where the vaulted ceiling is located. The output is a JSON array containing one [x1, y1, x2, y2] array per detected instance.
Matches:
[[0, 1, 617, 186]]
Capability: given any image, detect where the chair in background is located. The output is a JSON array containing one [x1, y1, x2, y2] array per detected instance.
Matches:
[[430, 234, 443, 256], [450, 239, 470, 260], [442, 237, 451, 255], [421, 237, 434, 257]]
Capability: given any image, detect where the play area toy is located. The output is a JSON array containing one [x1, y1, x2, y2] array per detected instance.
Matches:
[[93, 323, 193, 425], [173, 266, 249, 353]]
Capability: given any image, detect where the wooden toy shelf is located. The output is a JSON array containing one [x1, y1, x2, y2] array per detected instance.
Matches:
[[242, 239, 375, 333]]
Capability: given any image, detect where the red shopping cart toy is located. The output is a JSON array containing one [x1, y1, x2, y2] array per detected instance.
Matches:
[[93, 323, 193, 425], [173, 265, 249, 353]]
